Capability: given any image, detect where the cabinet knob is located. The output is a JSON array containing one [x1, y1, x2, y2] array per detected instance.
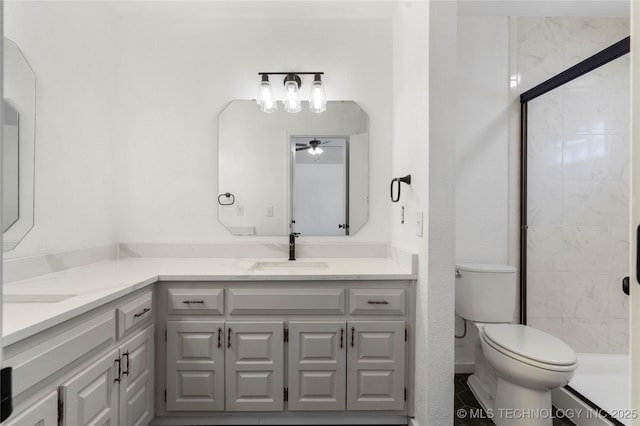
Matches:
[[182, 300, 205, 305], [217, 328, 222, 349], [227, 328, 232, 349], [351, 327, 355, 348], [367, 300, 389, 305]]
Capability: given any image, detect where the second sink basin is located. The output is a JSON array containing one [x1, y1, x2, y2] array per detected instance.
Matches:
[[249, 260, 329, 272]]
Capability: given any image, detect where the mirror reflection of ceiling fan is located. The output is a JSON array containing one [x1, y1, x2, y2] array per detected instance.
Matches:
[[295, 138, 330, 155]]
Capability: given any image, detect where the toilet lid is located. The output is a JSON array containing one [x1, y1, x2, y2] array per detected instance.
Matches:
[[483, 324, 577, 366]]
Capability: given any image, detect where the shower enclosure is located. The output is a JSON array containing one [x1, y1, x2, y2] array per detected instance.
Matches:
[[520, 18, 630, 426]]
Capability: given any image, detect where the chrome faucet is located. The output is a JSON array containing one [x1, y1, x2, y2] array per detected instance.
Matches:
[[288, 233, 300, 261]]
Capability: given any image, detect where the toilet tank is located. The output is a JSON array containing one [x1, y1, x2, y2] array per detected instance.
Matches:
[[455, 263, 517, 323]]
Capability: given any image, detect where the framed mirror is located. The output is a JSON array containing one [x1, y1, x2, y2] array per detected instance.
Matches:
[[218, 101, 368, 236], [3, 38, 36, 251]]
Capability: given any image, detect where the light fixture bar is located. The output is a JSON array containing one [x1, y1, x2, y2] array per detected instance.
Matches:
[[256, 72, 327, 114], [258, 72, 324, 76]]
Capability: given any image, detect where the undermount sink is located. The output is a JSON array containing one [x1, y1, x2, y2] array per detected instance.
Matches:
[[249, 260, 329, 271], [3, 294, 76, 303]]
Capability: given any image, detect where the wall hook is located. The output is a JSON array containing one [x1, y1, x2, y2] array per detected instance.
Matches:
[[390, 175, 411, 203]]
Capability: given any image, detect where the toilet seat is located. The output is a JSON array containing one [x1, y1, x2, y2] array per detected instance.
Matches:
[[482, 324, 577, 372]]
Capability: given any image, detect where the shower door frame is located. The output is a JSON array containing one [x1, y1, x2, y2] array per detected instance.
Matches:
[[519, 36, 630, 426], [519, 35, 630, 323]]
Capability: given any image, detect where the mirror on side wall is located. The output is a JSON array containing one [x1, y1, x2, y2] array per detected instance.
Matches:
[[3, 38, 36, 251], [218, 100, 368, 236]]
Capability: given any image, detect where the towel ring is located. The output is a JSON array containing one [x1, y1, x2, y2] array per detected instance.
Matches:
[[218, 192, 235, 206], [390, 175, 411, 203]]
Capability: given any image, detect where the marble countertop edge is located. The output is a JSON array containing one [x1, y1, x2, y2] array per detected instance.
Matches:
[[2, 256, 416, 346]]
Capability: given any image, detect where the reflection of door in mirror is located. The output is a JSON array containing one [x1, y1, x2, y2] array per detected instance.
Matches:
[[3, 100, 20, 232], [292, 137, 347, 236]]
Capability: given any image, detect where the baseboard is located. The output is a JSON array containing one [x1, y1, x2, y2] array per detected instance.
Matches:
[[455, 361, 475, 374]]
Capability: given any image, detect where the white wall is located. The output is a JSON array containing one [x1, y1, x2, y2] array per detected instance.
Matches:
[[112, 2, 393, 244], [3, 1, 393, 260], [391, 2, 456, 425], [456, 17, 510, 264], [3, 1, 118, 259], [454, 16, 511, 370]]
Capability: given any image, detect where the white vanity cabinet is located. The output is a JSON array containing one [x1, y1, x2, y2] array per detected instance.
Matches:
[[165, 320, 284, 412], [59, 325, 155, 426], [158, 281, 414, 424], [2, 289, 154, 426]]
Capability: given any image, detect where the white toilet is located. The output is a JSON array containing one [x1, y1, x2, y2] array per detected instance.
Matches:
[[456, 263, 578, 426]]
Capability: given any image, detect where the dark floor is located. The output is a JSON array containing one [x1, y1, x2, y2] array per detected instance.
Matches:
[[454, 374, 576, 426]]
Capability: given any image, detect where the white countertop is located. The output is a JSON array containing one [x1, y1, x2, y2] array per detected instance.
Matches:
[[2, 257, 416, 346]]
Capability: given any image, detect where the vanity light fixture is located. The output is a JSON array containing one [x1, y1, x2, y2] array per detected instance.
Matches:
[[256, 74, 277, 113], [257, 72, 326, 114], [283, 74, 302, 113], [309, 74, 327, 113]]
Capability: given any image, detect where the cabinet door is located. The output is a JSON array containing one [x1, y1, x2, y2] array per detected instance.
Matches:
[[59, 348, 119, 426], [346, 321, 405, 411], [166, 321, 225, 411], [4, 391, 57, 426], [225, 321, 284, 411], [119, 325, 154, 426], [288, 321, 346, 411]]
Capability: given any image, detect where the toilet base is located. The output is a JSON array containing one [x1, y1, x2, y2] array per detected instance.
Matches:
[[492, 377, 553, 426], [467, 374, 494, 413]]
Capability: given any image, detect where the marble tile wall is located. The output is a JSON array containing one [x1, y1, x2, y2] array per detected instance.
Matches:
[[521, 17, 630, 354]]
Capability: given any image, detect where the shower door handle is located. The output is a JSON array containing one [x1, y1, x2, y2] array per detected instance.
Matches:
[[622, 276, 629, 295]]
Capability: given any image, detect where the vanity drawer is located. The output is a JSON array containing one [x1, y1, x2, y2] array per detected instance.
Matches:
[[349, 289, 406, 315], [6, 311, 115, 397], [228, 288, 345, 314], [167, 288, 224, 315], [117, 291, 153, 339]]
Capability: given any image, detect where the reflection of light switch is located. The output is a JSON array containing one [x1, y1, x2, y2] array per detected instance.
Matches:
[[237, 205, 244, 216], [266, 206, 274, 217]]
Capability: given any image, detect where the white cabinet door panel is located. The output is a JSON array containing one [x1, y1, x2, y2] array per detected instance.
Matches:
[[288, 321, 346, 411], [346, 321, 405, 411], [166, 321, 225, 411], [59, 348, 119, 426], [225, 321, 284, 411], [120, 325, 154, 426], [4, 391, 57, 426]]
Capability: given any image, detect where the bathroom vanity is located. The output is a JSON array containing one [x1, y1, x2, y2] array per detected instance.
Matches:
[[1, 254, 416, 425]]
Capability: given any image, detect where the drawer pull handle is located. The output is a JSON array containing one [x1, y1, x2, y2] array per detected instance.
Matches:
[[227, 328, 232, 349], [134, 307, 150, 318], [340, 328, 344, 349], [114, 358, 122, 383], [218, 328, 222, 348], [122, 351, 130, 376], [351, 327, 355, 348], [183, 300, 205, 304], [367, 300, 389, 305]]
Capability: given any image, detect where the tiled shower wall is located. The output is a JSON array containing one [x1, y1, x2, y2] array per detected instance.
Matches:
[[522, 18, 630, 354]]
